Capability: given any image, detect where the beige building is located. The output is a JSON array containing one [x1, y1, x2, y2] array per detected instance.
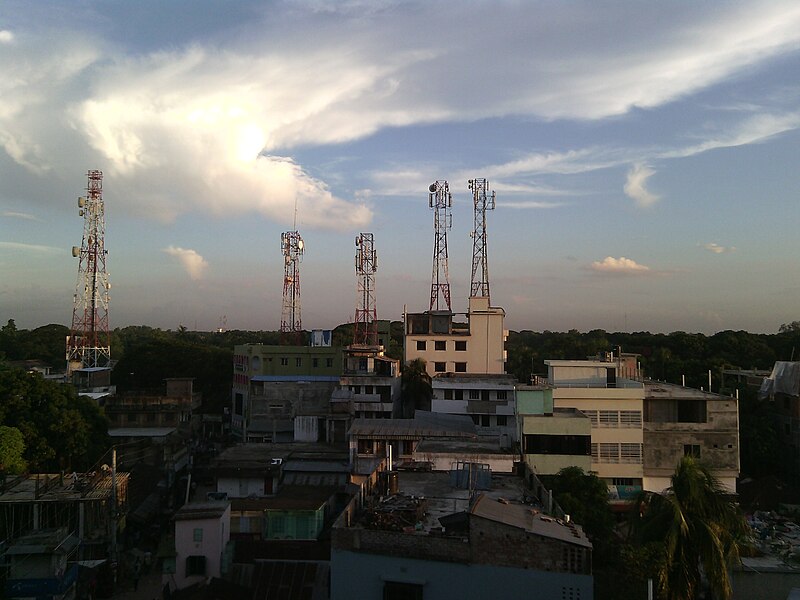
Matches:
[[404, 296, 507, 378], [545, 359, 645, 499]]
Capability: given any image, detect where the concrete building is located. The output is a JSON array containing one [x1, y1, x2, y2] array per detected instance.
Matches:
[[0, 471, 128, 561], [643, 380, 739, 493], [404, 296, 507, 378], [759, 362, 800, 480], [331, 470, 593, 600], [431, 373, 517, 438], [516, 384, 592, 476], [163, 500, 231, 593], [331, 344, 401, 419], [544, 359, 645, 499], [106, 377, 200, 431], [232, 343, 342, 442]]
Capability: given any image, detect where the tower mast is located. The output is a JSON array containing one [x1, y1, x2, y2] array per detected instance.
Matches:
[[468, 178, 495, 300], [67, 170, 111, 373], [428, 180, 452, 312], [280, 230, 304, 345], [353, 233, 378, 346]]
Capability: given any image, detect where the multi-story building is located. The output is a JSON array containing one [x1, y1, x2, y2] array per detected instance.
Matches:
[[431, 373, 517, 438], [544, 359, 645, 500], [643, 381, 739, 493], [232, 344, 342, 442], [105, 377, 200, 431], [404, 296, 507, 378], [516, 384, 592, 476], [3, 528, 79, 600], [331, 344, 401, 419]]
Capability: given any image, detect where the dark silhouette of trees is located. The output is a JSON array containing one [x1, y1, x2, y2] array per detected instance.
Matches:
[[400, 358, 432, 417]]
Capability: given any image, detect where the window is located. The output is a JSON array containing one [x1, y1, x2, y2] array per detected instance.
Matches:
[[524, 434, 591, 456], [583, 410, 599, 426], [296, 358, 302, 367], [416, 340, 426, 351], [496, 415, 507, 426], [455, 362, 467, 372], [454, 390, 464, 400], [383, 581, 423, 600], [591, 443, 598, 460], [280, 357, 288, 366], [434, 362, 446, 372], [326, 358, 333, 368], [469, 390, 479, 400], [365, 385, 374, 394], [619, 410, 642, 428], [455, 340, 467, 351], [234, 393, 244, 415], [599, 410, 618, 427], [313, 358, 319, 368], [496, 390, 507, 400], [444, 389, 453, 400], [684, 444, 701, 458], [186, 555, 206, 576], [620, 443, 642, 464], [193, 528, 203, 542], [599, 443, 620, 463], [147, 412, 156, 422], [127, 413, 137, 423], [678, 400, 707, 423], [481, 415, 491, 427], [612, 478, 634, 486], [435, 340, 446, 351]]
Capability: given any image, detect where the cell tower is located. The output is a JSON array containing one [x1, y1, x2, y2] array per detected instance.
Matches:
[[66, 170, 111, 373], [280, 230, 304, 345], [353, 233, 378, 346], [468, 178, 495, 300], [428, 180, 452, 312]]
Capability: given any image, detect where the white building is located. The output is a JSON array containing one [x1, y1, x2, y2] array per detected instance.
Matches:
[[165, 501, 231, 592]]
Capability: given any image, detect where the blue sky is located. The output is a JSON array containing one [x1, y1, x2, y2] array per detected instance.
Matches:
[[2, 1, 800, 334]]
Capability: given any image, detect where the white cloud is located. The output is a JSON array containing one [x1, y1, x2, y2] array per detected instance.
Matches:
[[591, 256, 651, 274], [0, 241, 58, 252], [2, 211, 38, 220], [0, 30, 14, 44], [700, 242, 736, 254], [624, 164, 660, 208], [163, 246, 209, 280]]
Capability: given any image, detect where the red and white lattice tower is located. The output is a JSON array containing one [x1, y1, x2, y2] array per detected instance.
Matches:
[[428, 180, 452, 312], [468, 178, 495, 300], [353, 233, 378, 346], [66, 170, 111, 373], [280, 230, 304, 345]]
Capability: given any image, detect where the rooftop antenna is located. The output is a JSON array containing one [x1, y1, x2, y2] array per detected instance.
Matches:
[[280, 197, 304, 345], [428, 180, 452, 311], [468, 178, 495, 300], [353, 233, 378, 346], [67, 170, 111, 374]]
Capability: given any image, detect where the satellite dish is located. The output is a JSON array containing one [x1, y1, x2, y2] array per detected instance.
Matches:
[[429, 183, 437, 193]]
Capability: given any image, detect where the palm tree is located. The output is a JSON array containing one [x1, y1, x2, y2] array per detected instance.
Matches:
[[632, 456, 748, 600]]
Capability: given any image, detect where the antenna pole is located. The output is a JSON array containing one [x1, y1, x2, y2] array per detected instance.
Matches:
[[67, 170, 111, 374], [280, 229, 304, 345], [468, 178, 495, 300], [353, 233, 378, 345], [428, 180, 452, 311]]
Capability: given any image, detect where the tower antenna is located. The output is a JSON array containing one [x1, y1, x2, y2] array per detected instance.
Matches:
[[468, 178, 495, 300], [67, 170, 111, 373], [428, 180, 452, 311], [280, 228, 304, 345], [353, 233, 378, 345]]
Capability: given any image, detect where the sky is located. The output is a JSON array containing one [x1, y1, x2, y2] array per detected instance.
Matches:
[[2, 1, 800, 335]]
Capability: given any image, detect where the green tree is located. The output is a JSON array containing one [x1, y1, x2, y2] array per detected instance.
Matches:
[[546, 466, 614, 548], [400, 358, 432, 418], [632, 457, 749, 600], [0, 426, 27, 475]]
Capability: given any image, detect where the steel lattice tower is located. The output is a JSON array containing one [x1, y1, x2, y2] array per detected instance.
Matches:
[[428, 180, 452, 311], [468, 178, 495, 300], [67, 170, 111, 373], [280, 230, 304, 345], [353, 233, 378, 346]]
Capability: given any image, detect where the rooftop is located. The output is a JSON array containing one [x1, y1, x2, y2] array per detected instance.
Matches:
[[644, 380, 733, 400], [175, 501, 230, 521], [0, 472, 129, 504], [349, 411, 477, 440]]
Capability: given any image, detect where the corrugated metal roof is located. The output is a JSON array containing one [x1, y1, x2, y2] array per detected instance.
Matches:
[[348, 411, 476, 439]]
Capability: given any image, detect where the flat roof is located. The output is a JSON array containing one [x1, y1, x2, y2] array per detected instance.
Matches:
[[109, 427, 177, 437], [349, 412, 476, 440], [644, 380, 731, 400], [231, 485, 339, 511], [414, 438, 512, 455], [0, 472, 129, 503]]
